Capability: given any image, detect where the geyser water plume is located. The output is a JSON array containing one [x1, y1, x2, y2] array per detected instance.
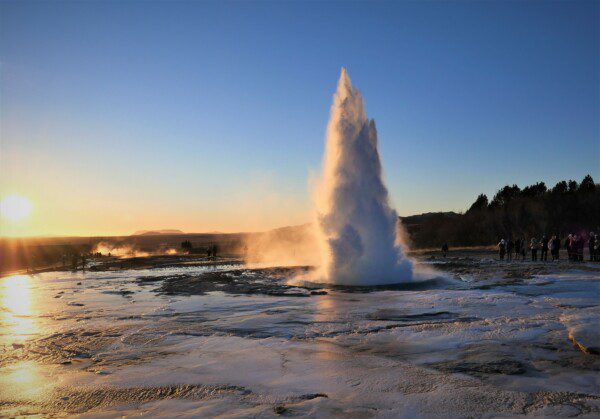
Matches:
[[313, 68, 413, 285]]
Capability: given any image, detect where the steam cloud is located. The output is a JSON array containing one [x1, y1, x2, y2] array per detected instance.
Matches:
[[313, 68, 413, 285]]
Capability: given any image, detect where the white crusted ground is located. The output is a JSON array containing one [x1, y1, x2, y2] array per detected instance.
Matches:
[[0, 258, 598, 417]]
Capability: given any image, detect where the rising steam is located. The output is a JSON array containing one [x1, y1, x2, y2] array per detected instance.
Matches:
[[313, 68, 413, 285]]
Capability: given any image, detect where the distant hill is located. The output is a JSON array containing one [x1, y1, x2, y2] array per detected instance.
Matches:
[[131, 229, 185, 236]]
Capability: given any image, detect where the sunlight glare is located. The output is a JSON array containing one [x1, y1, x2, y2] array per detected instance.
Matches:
[[0, 195, 32, 222]]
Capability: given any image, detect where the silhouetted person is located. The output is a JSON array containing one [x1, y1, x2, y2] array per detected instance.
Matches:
[[506, 238, 514, 261], [530, 238, 539, 261], [550, 235, 560, 261], [81, 254, 86, 270], [212, 244, 218, 258], [565, 235, 573, 261], [570, 235, 579, 262], [498, 239, 506, 260], [540, 235, 549, 261], [576, 235, 584, 261], [516, 238, 526, 260], [589, 233, 596, 262], [441, 243, 449, 258]]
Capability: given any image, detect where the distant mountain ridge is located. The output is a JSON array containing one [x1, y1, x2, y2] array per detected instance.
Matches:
[[131, 229, 185, 236]]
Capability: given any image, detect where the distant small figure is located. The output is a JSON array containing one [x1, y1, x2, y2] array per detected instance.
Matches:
[[576, 235, 584, 261], [514, 238, 522, 260], [441, 242, 449, 258], [570, 235, 580, 262], [181, 240, 193, 253], [212, 244, 219, 258], [565, 234, 573, 261], [550, 235, 560, 261], [589, 232, 596, 262], [506, 238, 514, 261], [530, 237, 539, 261], [498, 239, 506, 260], [71, 254, 79, 270], [81, 254, 86, 270], [541, 235, 549, 261]]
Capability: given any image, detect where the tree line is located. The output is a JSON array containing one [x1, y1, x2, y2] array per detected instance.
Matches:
[[402, 175, 600, 248]]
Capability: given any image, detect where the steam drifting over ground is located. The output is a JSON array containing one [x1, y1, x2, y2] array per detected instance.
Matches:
[[313, 69, 412, 285]]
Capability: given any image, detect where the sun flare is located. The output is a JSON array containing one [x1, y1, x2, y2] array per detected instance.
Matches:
[[0, 195, 32, 222]]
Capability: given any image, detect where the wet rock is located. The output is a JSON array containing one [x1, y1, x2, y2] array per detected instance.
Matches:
[[274, 405, 287, 414], [298, 393, 328, 400], [561, 309, 600, 355], [367, 309, 457, 322], [153, 267, 315, 298], [101, 289, 135, 297], [429, 359, 527, 377]]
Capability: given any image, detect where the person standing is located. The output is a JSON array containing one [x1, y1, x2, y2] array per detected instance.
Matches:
[[551, 235, 560, 261], [515, 238, 522, 261], [541, 235, 549, 261], [507, 238, 514, 261], [498, 239, 506, 260], [530, 237, 539, 261], [571, 235, 580, 262], [441, 242, 449, 258], [577, 235, 585, 261], [566, 234, 573, 261], [589, 233, 596, 262]]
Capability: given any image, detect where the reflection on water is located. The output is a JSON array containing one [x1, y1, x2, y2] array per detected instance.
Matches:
[[0, 275, 56, 404], [313, 293, 348, 362], [1, 275, 38, 343], [0, 361, 51, 400]]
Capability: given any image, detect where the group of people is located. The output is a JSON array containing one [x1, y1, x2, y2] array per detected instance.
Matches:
[[497, 232, 598, 262]]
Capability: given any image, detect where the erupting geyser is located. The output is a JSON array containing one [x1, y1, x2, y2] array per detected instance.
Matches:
[[314, 68, 413, 285]]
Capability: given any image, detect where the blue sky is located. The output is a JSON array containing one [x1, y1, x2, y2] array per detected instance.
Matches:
[[1, 1, 598, 235]]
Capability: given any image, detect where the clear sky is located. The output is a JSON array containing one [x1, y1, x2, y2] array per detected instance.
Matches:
[[1, 0, 598, 237]]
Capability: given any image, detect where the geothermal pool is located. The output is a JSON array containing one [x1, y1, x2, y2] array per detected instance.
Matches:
[[1, 252, 599, 417]]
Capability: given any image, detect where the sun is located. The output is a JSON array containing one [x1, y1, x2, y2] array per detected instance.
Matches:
[[0, 195, 33, 222]]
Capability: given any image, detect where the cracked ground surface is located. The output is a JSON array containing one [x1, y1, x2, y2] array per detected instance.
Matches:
[[1, 251, 599, 417]]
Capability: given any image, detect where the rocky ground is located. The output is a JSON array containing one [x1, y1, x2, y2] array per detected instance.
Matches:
[[0, 250, 598, 417]]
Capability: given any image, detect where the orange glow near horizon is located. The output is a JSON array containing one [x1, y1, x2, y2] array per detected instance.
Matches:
[[0, 181, 313, 237]]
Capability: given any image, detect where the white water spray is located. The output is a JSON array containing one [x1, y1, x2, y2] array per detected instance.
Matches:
[[313, 68, 413, 285]]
